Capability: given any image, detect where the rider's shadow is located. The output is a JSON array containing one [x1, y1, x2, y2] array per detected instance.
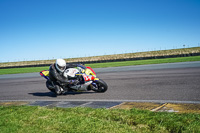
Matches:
[[29, 91, 96, 97], [29, 92, 57, 97], [63, 91, 96, 95]]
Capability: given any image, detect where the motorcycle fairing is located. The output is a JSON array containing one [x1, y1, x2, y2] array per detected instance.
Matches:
[[82, 74, 95, 81], [76, 67, 99, 82], [86, 66, 96, 75], [40, 70, 50, 80], [63, 68, 79, 78]]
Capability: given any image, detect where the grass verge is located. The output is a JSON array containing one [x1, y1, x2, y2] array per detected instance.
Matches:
[[0, 56, 200, 75], [1, 47, 200, 68], [0, 66, 49, 75], [87, 55, 200, 68], [0, 106, 200, 133]]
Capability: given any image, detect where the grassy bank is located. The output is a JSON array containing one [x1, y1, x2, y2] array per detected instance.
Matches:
[[88, 55, 200, 68], [1, 47, 200, 68], [0, 106, 200, 133], [0, 66, 49, 75], [0, 56, 200, 75]]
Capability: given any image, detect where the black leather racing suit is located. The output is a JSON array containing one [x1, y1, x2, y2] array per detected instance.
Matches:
[[46, 63, 79, 92]]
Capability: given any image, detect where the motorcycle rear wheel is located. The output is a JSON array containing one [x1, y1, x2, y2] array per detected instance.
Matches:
[[94, 79, 108, 93]]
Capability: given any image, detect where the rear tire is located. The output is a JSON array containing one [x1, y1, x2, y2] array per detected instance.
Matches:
[[94, 79, 108, 93]]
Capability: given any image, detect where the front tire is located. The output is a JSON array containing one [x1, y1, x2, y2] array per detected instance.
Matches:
[[94, 79, 108, 93]]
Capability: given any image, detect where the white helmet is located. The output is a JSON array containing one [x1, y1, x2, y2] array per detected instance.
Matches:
[[55, 59, 66, 73]]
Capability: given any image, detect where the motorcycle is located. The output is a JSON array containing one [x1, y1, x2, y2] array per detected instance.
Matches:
[[40, 65, 108, 95]]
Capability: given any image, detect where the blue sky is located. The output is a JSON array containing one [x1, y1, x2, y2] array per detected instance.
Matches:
[[0, 0, 200, 62]]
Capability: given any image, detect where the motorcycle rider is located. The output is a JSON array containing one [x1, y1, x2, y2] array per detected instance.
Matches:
[[47, 59, 84, 95]]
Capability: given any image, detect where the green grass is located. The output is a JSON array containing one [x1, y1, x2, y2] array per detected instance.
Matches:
[[1, 47, 200, 68], [0, 66, 49, 75], [88, 55, 200, 68], [0, 106, 200, 133], [0, 56, 200, 75]]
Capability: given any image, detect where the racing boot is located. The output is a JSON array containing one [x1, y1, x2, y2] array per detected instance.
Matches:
[[55, 85, 62, 95], [55, 85, 64, 95]]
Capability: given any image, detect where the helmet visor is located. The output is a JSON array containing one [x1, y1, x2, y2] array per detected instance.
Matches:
[[58, 65, 65, 70]]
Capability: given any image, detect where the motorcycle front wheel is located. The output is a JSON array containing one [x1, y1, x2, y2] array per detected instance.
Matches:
[[94, 79, 108, 93]]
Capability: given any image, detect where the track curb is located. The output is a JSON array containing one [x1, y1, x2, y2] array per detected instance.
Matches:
[[1, 101, 200, 113]]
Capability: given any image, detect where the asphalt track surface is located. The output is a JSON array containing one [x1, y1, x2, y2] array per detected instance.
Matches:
[[0, 61, 200, 104]]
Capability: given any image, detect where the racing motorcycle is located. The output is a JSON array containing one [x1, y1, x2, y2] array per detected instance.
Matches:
[[40, 65, 108, 95]]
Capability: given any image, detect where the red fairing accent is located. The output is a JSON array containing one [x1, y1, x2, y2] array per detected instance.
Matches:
[[82, 74, 95, 81], [86, 66, 96, 75], [40, 71, 45, 77]]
